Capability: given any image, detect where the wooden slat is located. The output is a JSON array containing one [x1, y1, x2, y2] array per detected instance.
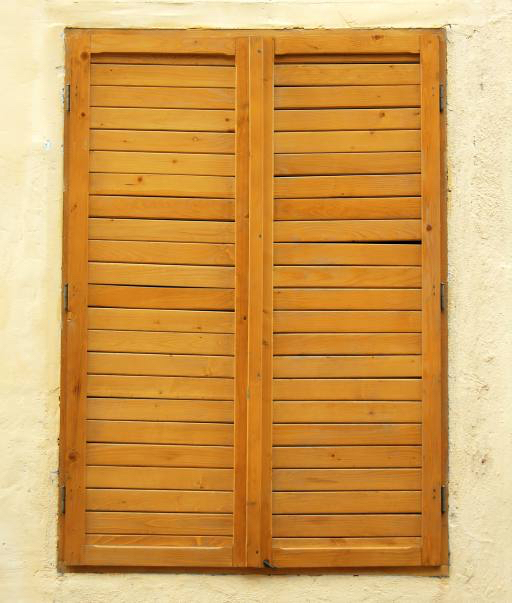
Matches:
[[275, 64, 420, 86], [273, 424, 421, 446], [273, 401, 422, 424], [87, 511, 233, 535], [275, 152, 420, 176], [274, 355, 421, 378], [273, 537, 421, 547], [87, 444, 233, 468], [275, 198, 421, 221], [420, 32, 443, 567], [275, 108, 420, 131], [82, 545, 233, 567], [272, 546, 421, 568], [90, 130, 235, 153], [274, 288, 421, 310], [91, 152, 235, 176], [86, 534, 233, 547], [274, 266, 421, 288], [275, 86, 420, 109], [91, 107, 235, 132], [87, 308, 234, 333], [90, 31, 237, 55], [88, 352, 234, 377], [89, 196, 235, 220], [90, 64, 236, 87], [274, 220, 421, 242], [274, 33, 420, 55], [274, 311, 421, 333], [91, 86, 235, 109], [88, 330, 233, 355], [87, 466, 233, 490], [88, 375, 233, 400], [273, 446, 421, 468], [89, 262, 234, 288], [89, 241, 235, 266], [89, 218, 234, 243], [89, 173, 235, 198], [87, 398, 234, 423], [273, 514, 421, 537], [273, 468, 422, 491], [88, 285, 234, 310], [274, 333, 421, 355], [273, 491, 421, 514], [87, 489, 233, 513], [273, 379, 421, 401], [274, 243, 421, 266], [275, 175, 420, 198], [87, 420, 233, 445]]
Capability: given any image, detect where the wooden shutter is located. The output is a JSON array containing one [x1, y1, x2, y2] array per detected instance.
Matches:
[[61, 29, 445, 571]]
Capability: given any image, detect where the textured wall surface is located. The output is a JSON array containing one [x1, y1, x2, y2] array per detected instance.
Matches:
[[0, 1, 511, 601]]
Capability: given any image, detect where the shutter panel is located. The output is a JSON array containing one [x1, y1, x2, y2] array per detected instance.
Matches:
[[269, 33, 444, 569], [62, 30, 249, 567], [62, 29, 444, 571]]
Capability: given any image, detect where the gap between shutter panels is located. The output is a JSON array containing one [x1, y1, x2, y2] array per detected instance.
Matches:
[[62, 30, 444, 572]]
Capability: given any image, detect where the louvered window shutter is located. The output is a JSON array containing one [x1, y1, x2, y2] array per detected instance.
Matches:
[[62, 29, 445, 571]]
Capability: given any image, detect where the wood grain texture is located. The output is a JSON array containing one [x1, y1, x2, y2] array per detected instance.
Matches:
[[62, 30, 91, 565], [274, 288, 421, 310], [87, 420, 234, 445], [273, 468, 422, 491], [88, 285, 235, 310], [273, 401, 422, 424], [89, 196, 235, 220], [275, 108, 420, 131], [87, 466, 233, 490], [87, 443, 234, 468], [87, 398, 234, 422], [91, 85, 235, 109], [274, 266, 421, 288], [274, 64, 420, 86], [274, 243, 421, 265], [90, 64, 236, 87], [82, 545, 233, 567], [274, 220, 421, 242], [273, 446, 421, 468], [273, 514, 421, 537], [275, 86, 420, 109], [273, 333, 421, 355], [88, 308, 234, 333], [275, 130, 420, 153], [90, 130, 235, 153], [272, 546, 421, 568], [420, 32, 443, 567], [87, 511, 233, 535]]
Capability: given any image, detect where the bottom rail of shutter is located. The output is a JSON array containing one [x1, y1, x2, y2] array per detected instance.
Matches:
[[81, 544, 233, 567], [272, 544, 422, 567]]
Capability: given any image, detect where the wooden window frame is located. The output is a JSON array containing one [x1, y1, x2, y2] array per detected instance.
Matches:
[[60, 27, 447, 575]]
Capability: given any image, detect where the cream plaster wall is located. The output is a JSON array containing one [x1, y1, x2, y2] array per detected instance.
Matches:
[[0, 1, 511, 601]]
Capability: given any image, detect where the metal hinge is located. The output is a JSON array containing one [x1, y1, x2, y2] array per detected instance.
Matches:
[[64, 84, 71, 112], [440, 485, 447, 514], [63, 283, 69, 312], [439, 83, 445, 112], [263, 559, 276, 570], [60, 485, 66, 514], [440, 282, 448, 312]]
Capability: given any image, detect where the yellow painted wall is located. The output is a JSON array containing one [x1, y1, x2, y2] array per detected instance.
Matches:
[[1, 1, 511, 601]]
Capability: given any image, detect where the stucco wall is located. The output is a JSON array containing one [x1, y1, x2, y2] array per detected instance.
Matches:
[[1, 1, 511, 601]]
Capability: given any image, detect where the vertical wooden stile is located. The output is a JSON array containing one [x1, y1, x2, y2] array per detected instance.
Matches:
[[420, 32, 443, 566], [63, 29, 91, 565], [233, 37, 250, 567], [246, 36, 274, 567]]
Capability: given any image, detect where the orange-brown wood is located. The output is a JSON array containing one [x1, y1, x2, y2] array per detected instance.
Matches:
[[62, 30, 91, 565], [420, 32, 443, 567]]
